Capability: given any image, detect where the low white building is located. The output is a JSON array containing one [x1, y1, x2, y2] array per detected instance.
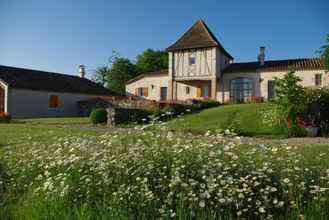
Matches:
[[0, 65, 117, 118], [126, 19, 327, 103]]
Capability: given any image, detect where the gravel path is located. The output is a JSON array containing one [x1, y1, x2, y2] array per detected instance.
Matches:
[[241, 137, 329, 146], [57, 124, 329, 146]]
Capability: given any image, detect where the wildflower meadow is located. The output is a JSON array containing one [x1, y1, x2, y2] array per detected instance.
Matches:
[[1, 126, 329, 219]]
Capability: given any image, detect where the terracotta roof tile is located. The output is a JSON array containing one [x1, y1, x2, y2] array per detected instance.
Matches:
[[223, 58, 324, 73]]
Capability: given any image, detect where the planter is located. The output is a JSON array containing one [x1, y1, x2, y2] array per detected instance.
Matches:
[[305, 126, 319, 137]]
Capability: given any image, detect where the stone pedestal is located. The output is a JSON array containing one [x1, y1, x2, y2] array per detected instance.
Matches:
[[107, 108, 116, 127]]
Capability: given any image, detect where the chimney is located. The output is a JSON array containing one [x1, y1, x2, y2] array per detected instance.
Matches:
[[258, 46, 265, 66], [78, 65, 86, 78]]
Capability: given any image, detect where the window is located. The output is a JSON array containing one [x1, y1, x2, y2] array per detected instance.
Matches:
[[315, 74, 322, 86], [268, 80, 276, 100], [230, 78, 253, 102], [185, 86, 190, 94], [49, 95, 59, 108], [136, 87, 148, 97], [189, 57, 196, 65]]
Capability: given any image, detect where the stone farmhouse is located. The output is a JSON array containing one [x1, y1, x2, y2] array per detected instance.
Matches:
[[126, 20, 326, 103], [0, 65, 118, 118]]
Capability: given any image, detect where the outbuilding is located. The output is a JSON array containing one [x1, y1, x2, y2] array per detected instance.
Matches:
[[0, 65, 117, 118]]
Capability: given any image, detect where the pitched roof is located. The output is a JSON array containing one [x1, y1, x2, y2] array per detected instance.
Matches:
[[166, 19, 233, 59], [223, 58, 324, 73], [0, 65, 118, 96], [126, 69, 168, 84]]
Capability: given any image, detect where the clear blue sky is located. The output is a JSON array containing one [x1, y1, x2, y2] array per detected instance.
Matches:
[[0, 0, 328, 78]]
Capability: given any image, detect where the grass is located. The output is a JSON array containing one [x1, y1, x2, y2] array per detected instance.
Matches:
[[1, 128, 329, 220], [20, 117, 90, 125], [0, 117, 101, 147], [166, 103, 283, 137], [1, 113, 329, 219]]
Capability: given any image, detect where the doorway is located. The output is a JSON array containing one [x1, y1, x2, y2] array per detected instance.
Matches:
[[160, 87, 167, 101]]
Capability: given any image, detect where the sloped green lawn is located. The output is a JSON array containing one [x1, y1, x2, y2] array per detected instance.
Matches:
[[167, 103, 283, 137]]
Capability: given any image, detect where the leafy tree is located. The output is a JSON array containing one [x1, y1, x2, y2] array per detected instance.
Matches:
[[92, 66, 109, 86], [274, 69, 306, 127], [106, 57, 137, 95], [95, 49, 168, 95], [320, 34, 329, 72], [136, 49, 168, 73]]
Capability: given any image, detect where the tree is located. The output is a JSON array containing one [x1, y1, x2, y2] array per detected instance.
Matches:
[[106, 57, 137, 95], [92, 66, 109, 86], [320, 34, 329, 72], [274, 69, 306, 126], [135, 49, 168, 73], [95, 49, 168, 95]]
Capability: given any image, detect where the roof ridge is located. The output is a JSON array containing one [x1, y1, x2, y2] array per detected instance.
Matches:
[[126, 69, 168, 85], [0, 65, 78, 79], [230, 57, 321, 65], [0, 65, 117, 96]]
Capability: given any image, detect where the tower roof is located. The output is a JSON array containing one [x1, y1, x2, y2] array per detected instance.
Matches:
[[166, 19, 233, 59]]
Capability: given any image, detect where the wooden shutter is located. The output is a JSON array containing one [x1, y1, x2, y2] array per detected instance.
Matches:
[[49, 95, 59, 108], [196, 86, 202, 97], [135, 88, 138, 96], [144, 87, 148, 97]]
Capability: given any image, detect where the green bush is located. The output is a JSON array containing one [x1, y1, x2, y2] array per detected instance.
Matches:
[[128, 109, 150, 123], [163, 104, 188, 115], [89, 108, 107, 124], [304, 88, 329, 136], [198, 99, 221, 109]]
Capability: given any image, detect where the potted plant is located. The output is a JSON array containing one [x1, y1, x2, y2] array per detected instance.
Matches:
[[302, 116, 319, 137]]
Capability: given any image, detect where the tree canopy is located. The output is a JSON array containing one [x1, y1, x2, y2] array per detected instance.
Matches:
[[106, 57, 138, 95], [92, 66, 109, 87], [93, 49, 168, 95], [135, 49, 168, 73]]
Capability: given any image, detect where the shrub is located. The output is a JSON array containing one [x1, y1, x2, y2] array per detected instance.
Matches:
[[0, 112, 11, 123], [270, 69, 306, 136], [274, 69, 306, 125], [89, 108, 107, 124], [163, 104, 188, 115], [127, 109, 150, 123], [287, 123, 307, 137], [198, 99, 221, 109], [304, 88, 329, 136]]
